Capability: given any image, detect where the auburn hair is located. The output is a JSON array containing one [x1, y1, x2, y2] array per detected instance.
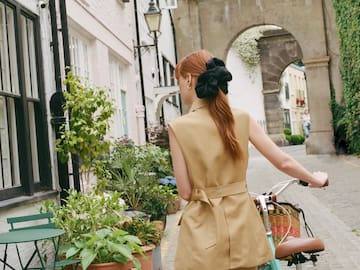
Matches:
[[175, 50, 242, 160]]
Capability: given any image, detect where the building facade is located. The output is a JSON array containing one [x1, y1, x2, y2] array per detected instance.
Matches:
[[0, 0, 180, 266], [280, 64, 309, 136]]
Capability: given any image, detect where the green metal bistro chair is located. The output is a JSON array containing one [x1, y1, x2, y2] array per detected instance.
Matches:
[[0, 230, 16, 270], [6, 212, 80, 270]]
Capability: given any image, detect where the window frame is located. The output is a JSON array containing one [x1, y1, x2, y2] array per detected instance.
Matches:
[[109, 56, 129, 138], [0, 1, 52, 201], [162, 56, 178, 107]]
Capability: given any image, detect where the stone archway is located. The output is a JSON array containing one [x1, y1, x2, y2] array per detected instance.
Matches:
[[258, 29, 303, 144], [173, 0, 341, 154]]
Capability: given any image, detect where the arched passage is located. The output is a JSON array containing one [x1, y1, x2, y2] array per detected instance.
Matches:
[[258, 28, 303, 144], [173, 0, 340, 154]]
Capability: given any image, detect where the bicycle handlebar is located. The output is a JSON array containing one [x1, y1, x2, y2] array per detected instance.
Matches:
[[252, 178, 310, 237], [267, 178, 308, 197], [252, 178, 309, 206], [299, 180, 309, 186]]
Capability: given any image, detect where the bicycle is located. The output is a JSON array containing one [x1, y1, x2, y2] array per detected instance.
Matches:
[[252, 179, 325, 270]]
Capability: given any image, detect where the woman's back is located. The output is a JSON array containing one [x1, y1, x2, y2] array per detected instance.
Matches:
[[170, 99, 249, 189], [169, 99, 272, 269]]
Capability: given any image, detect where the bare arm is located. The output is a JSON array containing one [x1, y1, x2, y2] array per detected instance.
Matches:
[[168, 126, 192, 200], [249, 116, 328, 187]]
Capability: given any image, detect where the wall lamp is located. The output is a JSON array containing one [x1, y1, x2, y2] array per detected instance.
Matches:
[[134, 0, 163, 141], [135, 0, 162, 49]]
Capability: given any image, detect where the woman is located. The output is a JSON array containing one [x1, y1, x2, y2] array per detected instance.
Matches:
[[168, 50, 328, 270], [302, 109, 311, 139]]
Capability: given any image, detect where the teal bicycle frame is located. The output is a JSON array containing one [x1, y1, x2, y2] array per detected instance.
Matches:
[[256, 179, 323, 270], [263, 230, 283, 269], [258, 194, 283, 270]]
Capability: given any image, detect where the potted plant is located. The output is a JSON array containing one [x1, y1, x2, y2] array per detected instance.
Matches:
[[120, 217, 162, 270], [101, 139, 158, 210], [42, 188, 127, 243], [120, 217, 161, 247], [139, 185, 169, 224], [63, 228, 149, 270], [42, 189, 157, 270]]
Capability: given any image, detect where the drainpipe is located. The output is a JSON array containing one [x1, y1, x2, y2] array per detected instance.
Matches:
[[134, 0, 149, 141], [59, 0, 81, 192], [168, 9, 182, 114], [321, 0, 333, 88], [49, 0, 70, 203]]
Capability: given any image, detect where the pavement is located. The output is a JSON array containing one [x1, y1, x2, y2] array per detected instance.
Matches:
[[160, 145, 360, 270]]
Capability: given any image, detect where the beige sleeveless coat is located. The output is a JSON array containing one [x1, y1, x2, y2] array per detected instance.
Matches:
[[169, 99, 273, 270]]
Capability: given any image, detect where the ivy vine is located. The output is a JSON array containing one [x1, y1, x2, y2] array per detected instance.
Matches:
[[231, 25, 279, 71], [332, 0, 360, 154]]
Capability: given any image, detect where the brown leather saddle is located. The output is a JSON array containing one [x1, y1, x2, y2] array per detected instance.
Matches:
[[275, 236, 325, 266]]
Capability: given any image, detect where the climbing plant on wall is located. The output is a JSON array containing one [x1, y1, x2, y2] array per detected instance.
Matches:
[[231, 25, 279, 72], [332, 0, 360, 154]]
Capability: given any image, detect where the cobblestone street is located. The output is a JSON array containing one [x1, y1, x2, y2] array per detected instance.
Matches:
[[161, 145, 360, 269]]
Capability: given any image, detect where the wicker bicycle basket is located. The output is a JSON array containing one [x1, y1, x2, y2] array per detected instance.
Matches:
[[262, 202, 301, 247]]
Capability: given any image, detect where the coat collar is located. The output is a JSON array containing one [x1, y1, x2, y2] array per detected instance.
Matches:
[[190, 98, 209, 112]]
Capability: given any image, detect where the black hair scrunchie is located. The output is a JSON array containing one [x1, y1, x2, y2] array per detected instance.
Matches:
[[195, 57, 232, 99]]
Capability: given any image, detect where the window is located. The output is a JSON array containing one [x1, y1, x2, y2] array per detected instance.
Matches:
[[283, 109, 291, 129], [69, 31, 90, 78], [162, 57, 175, 87], [109, 57, 128, 137], [284, 83, 289, 100], [162, 57, 178, 106], [0, 2, 51, 201]]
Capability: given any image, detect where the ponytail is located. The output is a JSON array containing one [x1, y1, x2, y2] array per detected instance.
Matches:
[[209, 91, 242, 160], [176, 50, 242, 159]]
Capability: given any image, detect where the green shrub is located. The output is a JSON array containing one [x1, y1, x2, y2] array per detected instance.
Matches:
[[56, 72, 114, 189], [283, 128, 292, 136], [286, 134, 305, 145], [330, 85, 349, 153], [139, 185, 172, 222], [101, 140, 157, 210], [120, 217, 162, 246], [41, 189, 127, 243]]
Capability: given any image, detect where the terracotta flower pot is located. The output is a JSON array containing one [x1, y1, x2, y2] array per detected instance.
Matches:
[[85, 262, 124, 270], [125, 245, 154, 270], [152, 220, 165, 233], [167, 197, 181, 214]]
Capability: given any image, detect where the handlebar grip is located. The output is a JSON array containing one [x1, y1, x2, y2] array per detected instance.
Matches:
[[298, 180, 309, 186]]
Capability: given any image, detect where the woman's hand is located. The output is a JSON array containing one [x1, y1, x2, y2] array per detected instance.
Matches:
[[309, 171, 329, 188]]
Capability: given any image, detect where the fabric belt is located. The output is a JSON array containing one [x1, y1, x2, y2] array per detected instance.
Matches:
[[191, 181, 247, 200], [188, 181, 248, 267]]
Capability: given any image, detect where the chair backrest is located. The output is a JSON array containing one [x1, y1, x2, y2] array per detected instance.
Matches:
[[7, 212, 56, 231]]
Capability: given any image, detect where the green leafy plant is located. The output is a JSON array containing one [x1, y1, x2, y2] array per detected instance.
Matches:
[[136, 143, 173, 179], [121, 217, 162, 246], [139, 185, 176, 222], [56, 71, 115, 189], [64, 228, 143, 270], [330, 84, 349, 153], [332, 1, 360, 154], [283, 128, 292, 136], [286, 134, 305, 145], [99, 138, 176, 221], [42, 189, 127, 243], [102, 141, 157, 210], [232, 25, 279, 73], [100, 138, 173, 209], [283, 129, 305, 145]]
